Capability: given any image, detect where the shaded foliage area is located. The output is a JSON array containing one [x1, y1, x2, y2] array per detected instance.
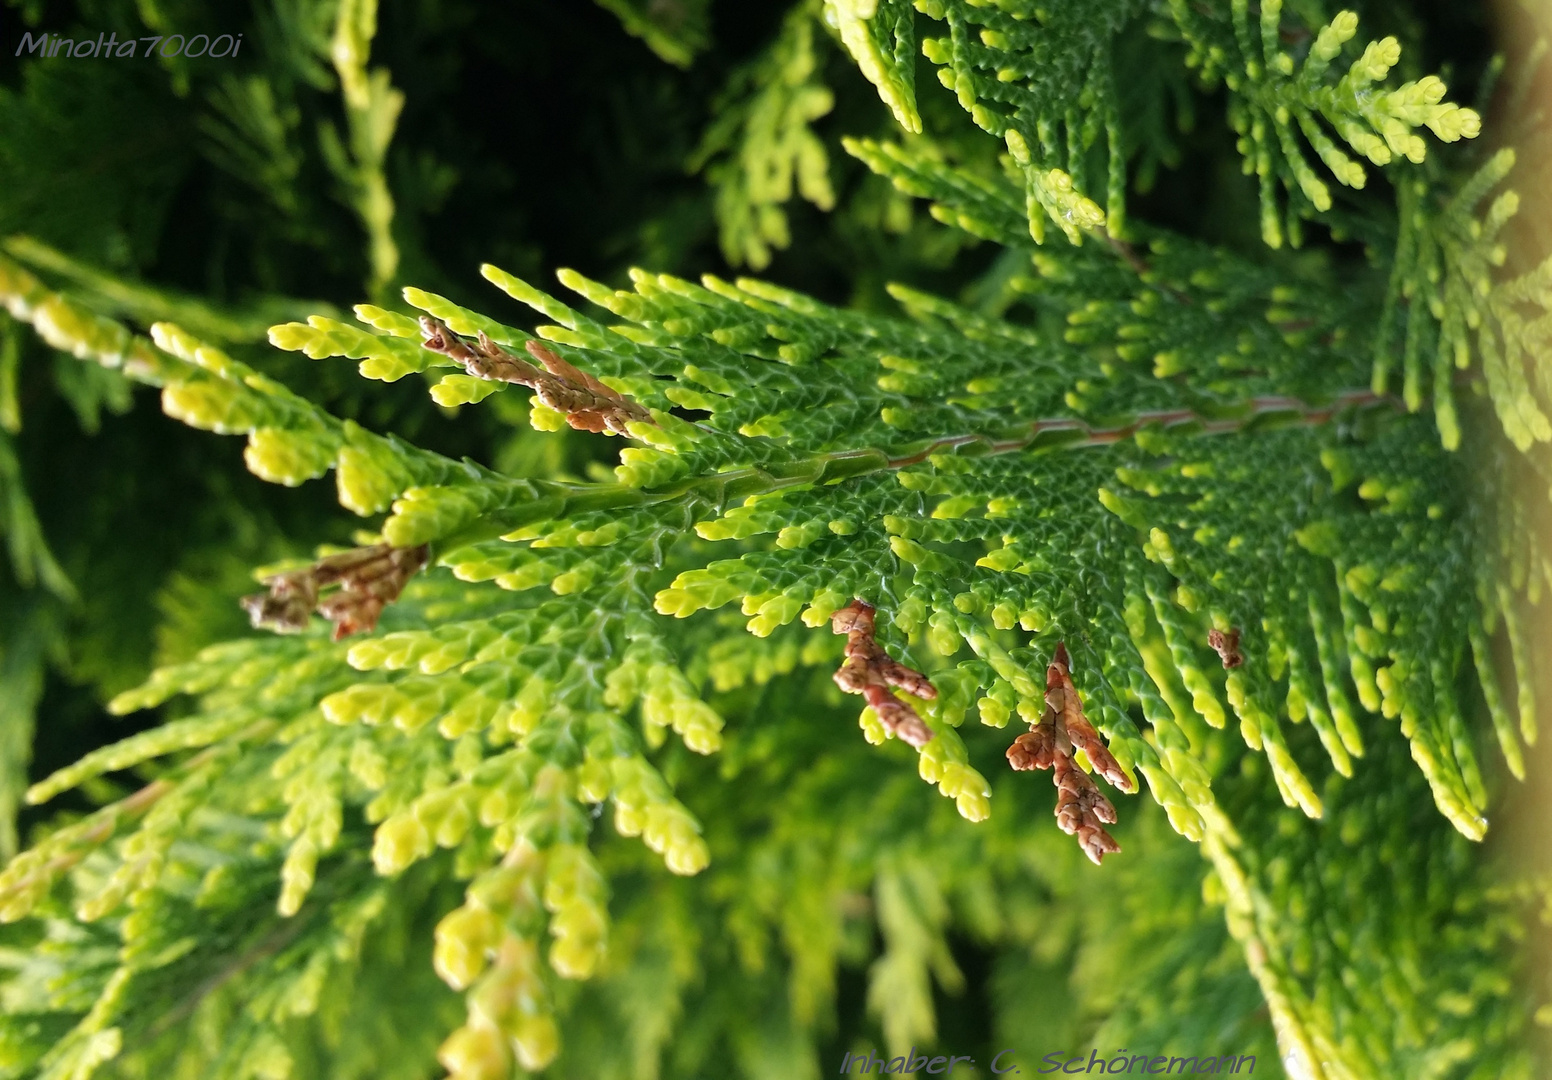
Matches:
[[0, 2, 1547, 1080]]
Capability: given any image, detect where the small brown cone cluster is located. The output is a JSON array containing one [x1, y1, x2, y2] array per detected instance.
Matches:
[[1007, 643, 1136, 865], [830, 599, 936, 748], [242, 543, 429, 640], [420, 317, 654, 436], [1207, 627, 1244, 668]]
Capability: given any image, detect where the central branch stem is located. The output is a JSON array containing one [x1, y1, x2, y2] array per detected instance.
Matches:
[[442, 387, 1393, 550]]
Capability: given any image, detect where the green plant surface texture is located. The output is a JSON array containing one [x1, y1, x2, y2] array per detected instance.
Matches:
[[0, 2, 1548, 1079]]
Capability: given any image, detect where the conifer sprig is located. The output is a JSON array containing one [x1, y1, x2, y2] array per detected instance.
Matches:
[[5, 225, 1530, 853], [836, 3, 1481, 248], [1166, 4, 1481, 247], [595, 0, 713, 67], [321, 0, 403, 297], [0, 2, 1543, 1076], [689, 1, 836, 268]]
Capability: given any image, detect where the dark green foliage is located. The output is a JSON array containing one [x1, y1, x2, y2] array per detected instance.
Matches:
[[0, 1, 1546, 1079]]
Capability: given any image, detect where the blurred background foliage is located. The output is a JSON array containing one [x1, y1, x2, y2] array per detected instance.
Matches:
[[0, 0, 1543, 1077]]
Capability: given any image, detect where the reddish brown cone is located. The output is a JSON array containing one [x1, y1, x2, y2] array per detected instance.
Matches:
[[242, 543, 429, 640], [420, 317, 653, 436], [830, 599, 936, 748], [1006, 642, 1134, 864]]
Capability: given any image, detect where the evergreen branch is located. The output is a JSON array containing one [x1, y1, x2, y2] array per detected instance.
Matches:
[[594, 0, 712, 67], [0, 427, 73, 601], [898, 0, 1138, 240], [0, 773, 177, 922], [689, 2, 836, 268], [417, 388, 1387, 558], [0, 595, 52, 861], [825, 0, 919, 133], [841, 3, 1481, 249], [138, 891, 322, 1042], [1165, 4, 1482, 247], [1375, 149, 1552, 453], [877, 388, 1393, 465], [1, 236, 328, 344], [322, 0, 403, 297], [0, 8, 1542, 1075]]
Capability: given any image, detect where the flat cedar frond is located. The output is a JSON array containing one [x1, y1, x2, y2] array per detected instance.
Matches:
[[7, 207, 1543, 1074], [242, 543, 429, 640], [593, 0, 712, 68], [831, 599, 936, 747], [0, 4, 1544, 1079], [419, 316, 653, 435], [1008, 643, 1134, 864]]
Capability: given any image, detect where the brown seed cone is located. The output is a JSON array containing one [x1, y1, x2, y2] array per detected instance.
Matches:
[[830, 602, 873, 636], [522, 340, 654, 436], [1074, 824, 1123, 865], [239, 580, 315, 634], [1054, 756, 1122, 865], [1006, 711, 1057, 771], [1045, 644, 1134, 793], [419, 317, 653, 437], [876, 655, 937, 701], [829, 599, 937, 747], [832, 661, 870, 696], [242, 543, 428, 640], [1006, 642, 1131, 864], [864, 684, 934, 748], [1208, 627, 1244, 668]]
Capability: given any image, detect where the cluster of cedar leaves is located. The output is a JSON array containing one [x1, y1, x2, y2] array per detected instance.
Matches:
[[1, 2, 1549, 1080]]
